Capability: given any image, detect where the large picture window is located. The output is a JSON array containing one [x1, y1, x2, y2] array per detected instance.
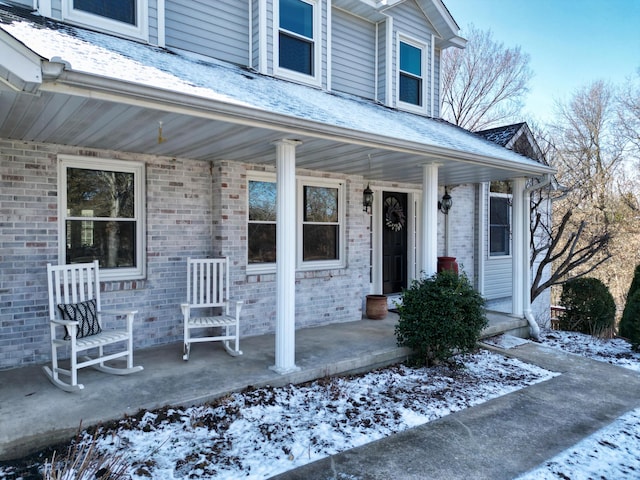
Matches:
[[275, 0, 320, 84], [246, 174, 344, 271], [59, 156, 145, 280], [63, 0, 147, 39], [398, 36, 427, 112], [489, 181, 512, 256]]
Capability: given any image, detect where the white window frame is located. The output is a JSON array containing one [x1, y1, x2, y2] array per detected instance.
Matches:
[[396, 34, 428, 115], [62, 0, 149, 41], [273, 0, 322, 87], [245, 173, 345, 273], [58, 155, 146, 281], [488, 191, 512, 258], [297, 176, 345, 270]]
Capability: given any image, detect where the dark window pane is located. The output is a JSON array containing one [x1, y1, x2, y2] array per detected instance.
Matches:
[[303, 224, 338, 261], [66, 220, 136, 268], [304, 186, 338, 222], [490, 197, 510, 225], [400, 42, 421, 76], [279, 33, 313, 75], [399, 73, 421, 105], [74, 0, 135, 25], [249, 181, 276, 221], [280, 0, 313, 37], [490, 196, 510, 255], [67, 168, 135, 218], [248, 223, 276, 264]]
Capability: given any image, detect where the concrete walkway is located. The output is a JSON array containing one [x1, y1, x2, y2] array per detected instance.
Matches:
[[272, 340, 640, 480]]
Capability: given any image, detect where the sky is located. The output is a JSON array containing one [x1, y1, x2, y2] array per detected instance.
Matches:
[[443, 0, 640, 125]]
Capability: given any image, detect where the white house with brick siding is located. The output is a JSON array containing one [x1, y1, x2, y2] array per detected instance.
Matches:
[[0, 0, 554, 373]]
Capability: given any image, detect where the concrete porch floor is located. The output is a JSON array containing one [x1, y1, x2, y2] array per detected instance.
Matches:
[[0, 311, 525, 461]]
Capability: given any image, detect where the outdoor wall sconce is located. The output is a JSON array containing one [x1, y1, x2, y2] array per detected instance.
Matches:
[[363, 183, 374, 214], [438, 187, 453, 214]]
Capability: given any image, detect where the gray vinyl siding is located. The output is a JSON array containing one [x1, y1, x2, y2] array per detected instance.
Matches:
[[148, 0, 158, 45], [251, 0, 260, 71], [165, 0, 250, 66], [433, 47, 441, 117], [377, 20, 386, 103], [484, 257, 513, 300], [331, 9, 375, 99]]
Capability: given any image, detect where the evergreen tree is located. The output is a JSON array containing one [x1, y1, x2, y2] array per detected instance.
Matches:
[[619, 264, 640, 350]]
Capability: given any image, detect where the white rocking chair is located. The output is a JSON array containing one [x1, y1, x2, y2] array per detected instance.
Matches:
[[181, 257, 243, 360], [43, 261, 143, 392]]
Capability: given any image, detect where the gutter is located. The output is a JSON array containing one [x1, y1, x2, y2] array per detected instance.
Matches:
[[522, 173, 554, 340]]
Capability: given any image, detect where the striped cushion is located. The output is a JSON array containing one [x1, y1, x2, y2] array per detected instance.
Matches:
[[58, 299, 101, 339]]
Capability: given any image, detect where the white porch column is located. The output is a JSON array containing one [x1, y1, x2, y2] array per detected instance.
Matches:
[[421, 163, 439, 276], [272, 139, 301, 374], [511, 177, 526, 316]]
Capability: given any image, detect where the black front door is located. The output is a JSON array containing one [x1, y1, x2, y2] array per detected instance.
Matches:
[[382, 191, 408, 294]]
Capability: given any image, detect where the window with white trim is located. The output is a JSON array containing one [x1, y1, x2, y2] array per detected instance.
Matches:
[[398, 37, 427, 112], [248, 177, 277, 266], [62, 0, 147, 40], [489, 181, 512, 257], [59, 156, 146, 280], [275, 0, 320, 84], [246, 174, 344, 270]]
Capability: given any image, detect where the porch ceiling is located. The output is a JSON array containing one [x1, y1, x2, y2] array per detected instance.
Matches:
[[0, 88, 540, 186]]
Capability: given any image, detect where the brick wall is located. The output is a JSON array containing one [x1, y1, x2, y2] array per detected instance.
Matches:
[[0, 140, 372, 369]]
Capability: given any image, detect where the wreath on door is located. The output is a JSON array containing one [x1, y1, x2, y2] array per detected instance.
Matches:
[[384, 196, 406, 231]]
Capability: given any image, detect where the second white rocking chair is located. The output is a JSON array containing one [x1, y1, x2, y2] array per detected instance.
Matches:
[[181, 257, 243, 360]]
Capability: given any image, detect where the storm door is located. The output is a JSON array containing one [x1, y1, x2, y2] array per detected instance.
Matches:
[[382, 191, 408, 294]]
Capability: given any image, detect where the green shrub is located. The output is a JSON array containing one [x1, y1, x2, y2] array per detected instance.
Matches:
[[395, 270, 487, 366], [559, 277, 616, 336], [619, 264, 640, 351]]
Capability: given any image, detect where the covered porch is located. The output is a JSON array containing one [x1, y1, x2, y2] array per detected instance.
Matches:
[[0, 311, 523, 461]]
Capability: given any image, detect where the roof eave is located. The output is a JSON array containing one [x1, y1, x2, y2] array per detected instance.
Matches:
[[41, 70, 555, 178]]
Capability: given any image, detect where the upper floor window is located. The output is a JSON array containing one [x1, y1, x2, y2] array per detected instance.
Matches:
[[63, 0, 148, 40], [246, 173, 344, 272], [398, 37, 427, 113], [275, 0, 320, 85], [489, 181, 512, 257], [59, 156, 146, 280]]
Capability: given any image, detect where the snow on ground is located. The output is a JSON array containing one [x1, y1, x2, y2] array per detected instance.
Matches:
[[1, 329, 639, 479]]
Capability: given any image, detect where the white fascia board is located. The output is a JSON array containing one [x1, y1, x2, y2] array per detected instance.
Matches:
[[0, 30, 43, 93], [41, 70, 555, 177]]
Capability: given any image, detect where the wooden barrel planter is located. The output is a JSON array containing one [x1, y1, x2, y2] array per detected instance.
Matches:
[[437, 256, 459, 274], [366, 294, 388, 320]]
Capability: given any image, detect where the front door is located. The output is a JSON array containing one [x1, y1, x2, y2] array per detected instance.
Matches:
[[382, 191, 408, 294]]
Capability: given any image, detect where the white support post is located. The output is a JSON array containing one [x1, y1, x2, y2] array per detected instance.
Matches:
[[522, 185, 534, 313], [272, 139, 301, 374], [421, 163, 439, 276], [511, 177, 526, 316]]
